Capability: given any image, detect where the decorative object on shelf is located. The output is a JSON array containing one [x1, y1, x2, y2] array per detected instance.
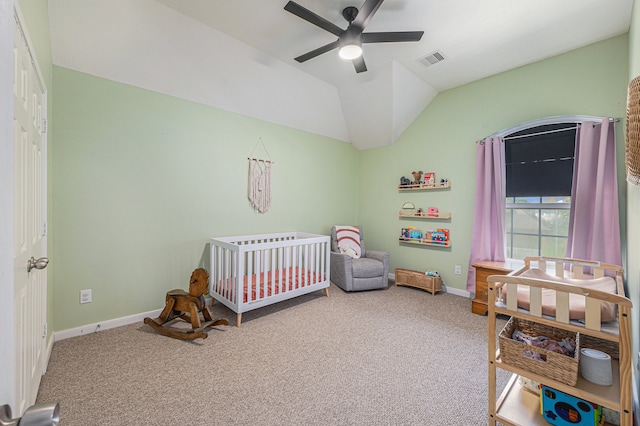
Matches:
[[440, 178, 448, 184], [427, 207, 438, 217], [400, 176, 411, 186], [248, 138, 273, 213], [424, 172, 435, 185], [399, 227, 450, 247], [541, 386, 603, 426], [580, 348, 613, 386], [425, 270, 439, 277], [411, 170, 423, 184], [416, 207, 424, 215], [401, 201, 416, 212], [397, 179, 451, 190]]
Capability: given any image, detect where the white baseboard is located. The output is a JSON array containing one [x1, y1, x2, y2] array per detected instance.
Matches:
[[442, 285, 471, 298], [54, 308, 163, 342]]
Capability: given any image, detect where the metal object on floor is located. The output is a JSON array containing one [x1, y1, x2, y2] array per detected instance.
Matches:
[[0, 402, 60, 426]]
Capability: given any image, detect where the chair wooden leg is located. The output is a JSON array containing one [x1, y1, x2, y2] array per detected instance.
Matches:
[[237, 313, 242, 327], [324, 288, 329, 297]]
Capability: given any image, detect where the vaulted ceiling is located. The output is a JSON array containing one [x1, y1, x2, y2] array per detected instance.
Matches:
[[47, 0, 633, 150]]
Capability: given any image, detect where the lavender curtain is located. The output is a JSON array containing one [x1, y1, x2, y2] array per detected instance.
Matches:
[[566, 119, 621, 266], [467, 137, 506, 293]]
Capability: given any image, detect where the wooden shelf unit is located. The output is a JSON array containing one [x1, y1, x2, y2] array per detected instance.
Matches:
[[487, 257, 633, 426], [398, 237, 451, 248], [397, 179, 451, 247], [398, 181, 451, 191], [398, 211, 451, 220]]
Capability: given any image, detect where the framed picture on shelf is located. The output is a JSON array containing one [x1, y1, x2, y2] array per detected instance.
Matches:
[[424, 172, 436, 186]]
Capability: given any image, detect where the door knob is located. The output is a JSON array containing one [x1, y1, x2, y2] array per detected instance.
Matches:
[[27, 256, 49, 273]]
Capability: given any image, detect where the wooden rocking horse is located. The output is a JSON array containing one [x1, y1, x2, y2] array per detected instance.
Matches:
[[144, 268, 228, 340]]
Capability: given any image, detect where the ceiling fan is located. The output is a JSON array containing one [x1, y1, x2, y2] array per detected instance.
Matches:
[[284, 0, 424, 73]]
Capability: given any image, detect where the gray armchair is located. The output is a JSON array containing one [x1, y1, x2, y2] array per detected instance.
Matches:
[[330, 226, 390, 292]]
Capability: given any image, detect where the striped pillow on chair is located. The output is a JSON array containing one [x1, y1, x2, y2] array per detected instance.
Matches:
[[335, 226, 362, 259]]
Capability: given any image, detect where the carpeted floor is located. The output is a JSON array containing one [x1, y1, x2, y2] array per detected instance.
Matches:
[[37, 282, 510, 425]]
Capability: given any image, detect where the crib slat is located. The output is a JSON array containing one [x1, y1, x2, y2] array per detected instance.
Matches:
[[554, 261, 563, 278], [585, 298, 601, 331], [529, 286, 542, 318], [271, 247, 276, 297], [277, 247, 283, 295], [298, 246, 302, 288], [593, 267, 605, 279], [555, 291, 570, 324], [286, 246, 291, 292], [574, 265, 584, 279], [506, 284, 518, 312], [247, 251, 253, 302]]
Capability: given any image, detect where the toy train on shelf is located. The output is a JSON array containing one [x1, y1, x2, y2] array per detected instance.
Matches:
[[399, 227, 450, 245]]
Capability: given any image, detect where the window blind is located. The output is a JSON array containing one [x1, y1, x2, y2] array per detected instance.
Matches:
[[505, 124, 576, 197]]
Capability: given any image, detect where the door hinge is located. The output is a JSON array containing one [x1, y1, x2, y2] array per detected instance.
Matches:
[[43, 221, 47, 237], [43, 323, 47, 338], [42, 118, 47, 134]]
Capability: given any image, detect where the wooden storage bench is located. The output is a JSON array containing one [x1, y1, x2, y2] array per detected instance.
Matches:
[[395, 268, 441, 295]]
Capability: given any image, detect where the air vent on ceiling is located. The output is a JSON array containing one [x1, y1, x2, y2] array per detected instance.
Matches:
[[417, 50, 446, 68]]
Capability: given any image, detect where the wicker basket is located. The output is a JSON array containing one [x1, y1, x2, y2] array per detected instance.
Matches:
[[581, 334, 619, 361], [627, 75, 640, 186], [499, 317, 580, 386]]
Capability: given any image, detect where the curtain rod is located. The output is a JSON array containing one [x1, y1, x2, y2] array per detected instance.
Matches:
[[503, 125, 579, 141], [485, 116, 619, 140]]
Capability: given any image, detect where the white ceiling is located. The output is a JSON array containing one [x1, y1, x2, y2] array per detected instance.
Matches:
[[47, 0, 633, 150]]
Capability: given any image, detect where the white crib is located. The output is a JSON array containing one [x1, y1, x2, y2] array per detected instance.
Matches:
[[209, 232, 330, 327]]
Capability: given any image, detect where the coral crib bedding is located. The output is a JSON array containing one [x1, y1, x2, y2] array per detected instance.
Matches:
[[216, 267, 322, 303]]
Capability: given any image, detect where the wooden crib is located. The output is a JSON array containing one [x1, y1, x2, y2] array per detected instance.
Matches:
[[487, 256, 633, 426], [209, 232, 330, 327]]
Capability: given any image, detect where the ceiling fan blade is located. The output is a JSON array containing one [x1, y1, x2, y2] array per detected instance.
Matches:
[[352, 0, 384, 30], [353, 56, 367, 73], [284, 1, 343, 37], [294, 40, 340, 63], [362, 31, 424, 43]]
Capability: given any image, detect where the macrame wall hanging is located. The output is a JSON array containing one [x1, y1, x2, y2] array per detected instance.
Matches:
[[626, 75, 640, 186], [247, 138, 273, 213]]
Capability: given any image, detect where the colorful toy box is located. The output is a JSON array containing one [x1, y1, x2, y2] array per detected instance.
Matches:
[[540, 386, 604, 426]]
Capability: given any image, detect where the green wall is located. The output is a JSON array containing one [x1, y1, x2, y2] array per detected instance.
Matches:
[[52, 35, 630, 331], [360, 35, 629, 292], [51, 67, 360, 331]]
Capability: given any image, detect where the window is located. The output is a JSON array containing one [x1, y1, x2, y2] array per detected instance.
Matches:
[[505, 196, 571, 258], [504, 124, 576, 259]]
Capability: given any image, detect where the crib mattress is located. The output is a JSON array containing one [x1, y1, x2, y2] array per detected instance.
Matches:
[[215, 267, 323, 303], [508, 268, 618, 322]]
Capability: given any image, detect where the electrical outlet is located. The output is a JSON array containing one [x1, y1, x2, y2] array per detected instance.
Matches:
[[80, 289, 92, 304], [454, 265, 462, 275]]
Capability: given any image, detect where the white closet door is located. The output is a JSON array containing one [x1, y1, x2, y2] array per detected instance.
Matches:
[[13, 12, 48, 415]]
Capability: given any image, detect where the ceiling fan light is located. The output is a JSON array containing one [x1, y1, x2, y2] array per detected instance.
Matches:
[[339, 44, 362, 60]]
